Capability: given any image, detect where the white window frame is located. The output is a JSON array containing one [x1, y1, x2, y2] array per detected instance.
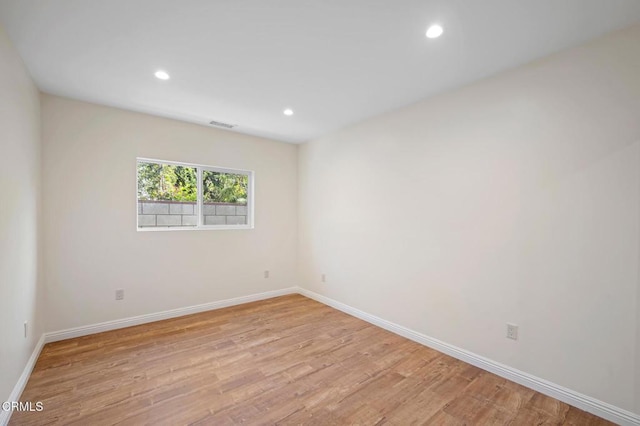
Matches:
[[136, 157, 254, 232]]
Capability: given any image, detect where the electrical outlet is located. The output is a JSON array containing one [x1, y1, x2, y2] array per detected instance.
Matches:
[[507, 323, 518, 340], [264, 270, 270, 279], [115, 289, 124, 301], [321, 274, 326, 283], [24, 321, 28, 338]]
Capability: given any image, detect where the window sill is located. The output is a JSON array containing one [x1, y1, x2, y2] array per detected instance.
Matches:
[[137, 225, 253, 232]]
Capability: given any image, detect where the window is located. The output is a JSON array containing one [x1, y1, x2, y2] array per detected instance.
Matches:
[[137, 158, 253, 230]]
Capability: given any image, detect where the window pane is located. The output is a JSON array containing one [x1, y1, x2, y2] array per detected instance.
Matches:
[[201, 170, 248, 226], [137, 161, 198, 228]]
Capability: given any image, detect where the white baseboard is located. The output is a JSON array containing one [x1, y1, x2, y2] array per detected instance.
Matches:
[[297, 287, 640, 426], [6, 287, 638, 426], [2, 288, 296, 426], [44, 287, 297, 343], [0, 334, 45, 426]]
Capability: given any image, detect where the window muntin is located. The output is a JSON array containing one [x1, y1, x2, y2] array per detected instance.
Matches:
[[136, 158, 253, 230]]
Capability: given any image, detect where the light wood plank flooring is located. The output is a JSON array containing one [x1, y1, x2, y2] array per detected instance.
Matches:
[[11, 295, 611, 425]]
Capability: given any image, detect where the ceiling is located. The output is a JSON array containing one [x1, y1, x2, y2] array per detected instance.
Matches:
[[1, 1, 640, 143]]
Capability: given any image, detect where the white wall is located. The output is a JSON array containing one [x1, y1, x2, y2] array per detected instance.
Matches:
[[0, 26, 43, 401], [5, 13, 640, 419], [298, 24, 640, 412], [41, 95, 298, 332]]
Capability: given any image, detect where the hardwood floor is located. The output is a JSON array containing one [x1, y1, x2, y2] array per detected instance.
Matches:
[[11, 295, 611, 425]]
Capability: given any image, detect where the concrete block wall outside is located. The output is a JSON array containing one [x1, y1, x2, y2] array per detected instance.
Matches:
[[138, 200, 247, 227]]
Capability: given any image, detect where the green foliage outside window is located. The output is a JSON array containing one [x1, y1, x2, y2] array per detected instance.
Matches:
[[137, 162, 247, 204], [202, 170, 248, 204], [137, 163, 197, 201]]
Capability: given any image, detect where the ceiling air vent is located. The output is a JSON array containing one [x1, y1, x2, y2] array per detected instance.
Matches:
[[209, 120, 236, 129]]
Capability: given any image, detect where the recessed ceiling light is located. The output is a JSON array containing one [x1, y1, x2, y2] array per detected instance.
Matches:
[[426, 24, 444, 39], [154, 70, 170, 80], [283, 108, 294, 116]]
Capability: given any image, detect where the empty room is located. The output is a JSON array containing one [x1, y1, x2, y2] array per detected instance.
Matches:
[[1, 0, 640, 425]]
